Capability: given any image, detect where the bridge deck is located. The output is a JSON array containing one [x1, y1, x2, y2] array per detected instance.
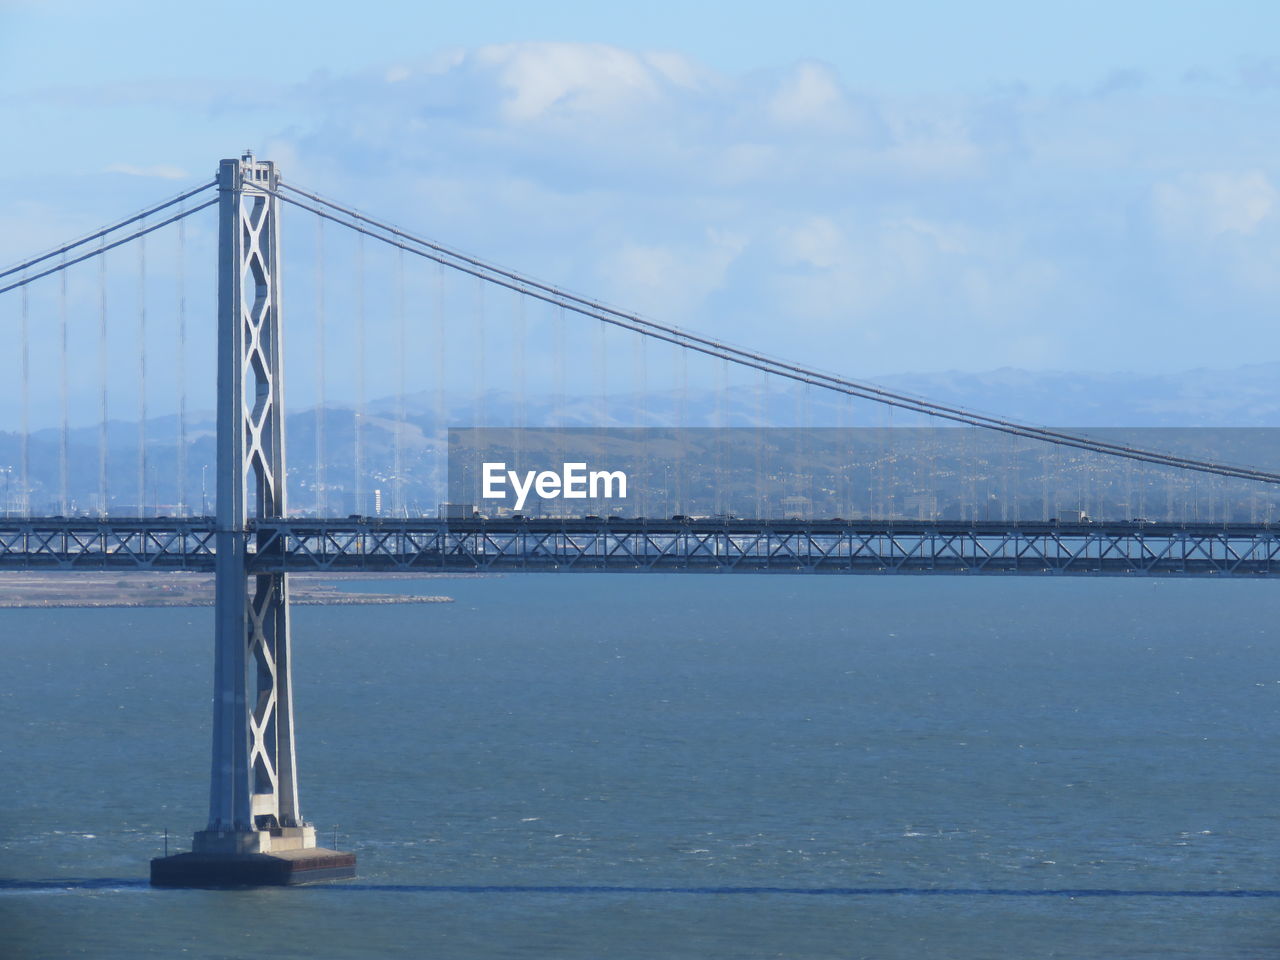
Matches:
[[2, 518, 1279, 577]]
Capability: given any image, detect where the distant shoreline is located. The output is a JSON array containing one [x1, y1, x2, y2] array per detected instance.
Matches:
[[0, 571, 465, 610], [0, 595, 453, 610]]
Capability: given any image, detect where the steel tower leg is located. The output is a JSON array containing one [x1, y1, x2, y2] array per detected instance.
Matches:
[[153, 154, 353, 885]]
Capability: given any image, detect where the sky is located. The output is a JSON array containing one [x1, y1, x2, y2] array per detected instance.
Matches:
[[3, 0, 1280, 382]]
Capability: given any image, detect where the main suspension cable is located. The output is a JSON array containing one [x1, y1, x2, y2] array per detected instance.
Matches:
[[0, 180, 215, 282], [0, 199, 216, 297], [270, 181, 1280, 486]]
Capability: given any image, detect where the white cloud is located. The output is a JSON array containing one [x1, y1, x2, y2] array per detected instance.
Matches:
[[1153, 171, 1277, 238], [104, 162, 188, 180], [14, 40, 1279, 375], [777, 217, 848, 270], [598, 228, 748, 321], [472, 42, 703, 122], [266, 45, 1280, 372], [767, 61, 848, 129]]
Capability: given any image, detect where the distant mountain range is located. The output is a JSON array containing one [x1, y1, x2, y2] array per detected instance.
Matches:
[[359, 361, 1280, 429], [4, 362, 1280, 515], [873, 364, 1280, 428]]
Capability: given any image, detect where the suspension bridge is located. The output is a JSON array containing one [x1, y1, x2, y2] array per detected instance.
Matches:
[[2, 153, 1278, 885]]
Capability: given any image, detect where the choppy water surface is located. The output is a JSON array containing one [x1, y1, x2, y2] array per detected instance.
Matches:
[[3, 575, 1279, 958]]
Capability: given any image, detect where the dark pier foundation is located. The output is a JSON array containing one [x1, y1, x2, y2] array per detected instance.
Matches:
[[150, 847, 356, 887], [151, 825, 355, 887]]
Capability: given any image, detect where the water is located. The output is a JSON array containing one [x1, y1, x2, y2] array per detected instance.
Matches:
[[3, 575, 1280, 958]]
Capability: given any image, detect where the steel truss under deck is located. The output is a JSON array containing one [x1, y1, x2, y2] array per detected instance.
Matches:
[[4, 518, 1280, 577]]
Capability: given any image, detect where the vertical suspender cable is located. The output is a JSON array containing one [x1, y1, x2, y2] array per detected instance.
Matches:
[[679, 340, 688, 428], [929, 414, 939, 520], [792, 381, 803, 513], [1075, 449, 1084, 519], [554, 305, 566, 428], [594, 320, 607, 512], [842, 393, 853, 517], [676, 343, 687, 514], [761, 371, 772, 517], [636, 333, 648, 516], [98, 242, 108, 517], [513, 290, 526, 494], [1012, 433, 1020, 522], [554, 304, 566, 479], [355, 232, 365, 516], [996, 421, 1007, 522], [834, 387, 844, 513], [137, 225, 147, 515], [514, 290, 526, 430], [1082, 448, 1091, 519], [636, 330, 647, 427], [475, 277, 485, 431], [19, 280, 29, 514], [434, 262, 445, 509], [801, 382, 811, 512], [875, 405, 885, 518], [1040, 440, 1050, 521], [595, 312, 606, 427], [1051, 443, 1059, 520], [887, 407, 896, 519], [394, 247, 405, 517], [314, 217, 326, 516], [716, 356, 727, 514], [716, 356, 726, 428], [59, 254, 69, 514], [176, 210, 188, 515], [754, 368, 765, 518]]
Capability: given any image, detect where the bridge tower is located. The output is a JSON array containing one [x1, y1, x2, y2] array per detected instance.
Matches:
[[152, 154, 354, 885]]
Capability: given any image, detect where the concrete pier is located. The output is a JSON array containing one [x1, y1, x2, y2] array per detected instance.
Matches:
[[150, 847, 356, 887], [150, 823, 356, 887]]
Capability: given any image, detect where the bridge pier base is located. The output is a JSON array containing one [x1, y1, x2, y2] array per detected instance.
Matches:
[[151, 826, 355, 887], [150, 847, 357, 888]]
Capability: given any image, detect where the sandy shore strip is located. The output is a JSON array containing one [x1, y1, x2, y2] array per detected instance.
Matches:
[[0, 571, 470, 608]]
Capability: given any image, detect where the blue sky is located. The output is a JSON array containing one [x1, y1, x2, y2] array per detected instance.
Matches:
[[3, 0, 1280, 380]]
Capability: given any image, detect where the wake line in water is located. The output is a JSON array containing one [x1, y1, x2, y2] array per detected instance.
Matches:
[[4, 879, 1279, 898], [306, 885, 1280, 898]]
